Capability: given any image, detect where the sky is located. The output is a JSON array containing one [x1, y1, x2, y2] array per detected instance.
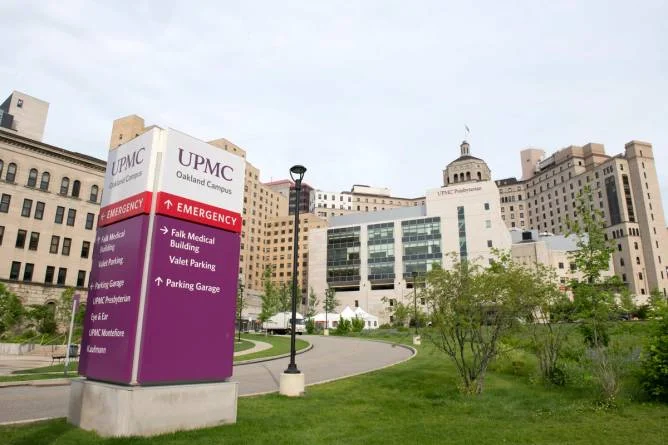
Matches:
[[1, 1, 667, 217]]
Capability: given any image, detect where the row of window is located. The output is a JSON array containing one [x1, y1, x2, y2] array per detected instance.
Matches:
[[8, 261, 87, 287], [4, 227, 92, 258], [0, 160, 100, 202], [0, 193, 95, 228]]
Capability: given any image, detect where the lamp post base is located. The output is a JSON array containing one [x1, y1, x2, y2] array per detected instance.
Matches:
[[323, 329, 329, 336], [279, 372, 305, 397]]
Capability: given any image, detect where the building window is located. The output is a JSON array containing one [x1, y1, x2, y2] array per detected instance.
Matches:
[[72, 180, 81, 198], [0, 194, 9, 213], [66, 209, 76, 226], [60, 177, 70, 195], [10, 262, 21, 280], [77, 270, 86, 287], [81, 241, 90, 258], [50, 235, 60, 254], [33, 201, 45, 220], [55, 206, 64, 224], [484, 202, 490, 210], [85, 213, 95, 230], [558, 262, 564, 269], [57, 268, 67, 285], [487, 240, 493, 248], [23, 263, 34, 282], [458, 206, 467, 260], [40, 172, 50, 191], [62, 237, 72, 256], [21, 198, 32, 217], [16, 98, 23, 107], [0, 225, 3, 245], [6, 163, 17, 182], [485, 220, 492, 229], [44, 266, 55, 284], [27, 168, 38, 187], [15, 229, 27, 248], [354, 300, 359, 307], [28, 232, 39, 250], [89, 185, 99, 202]]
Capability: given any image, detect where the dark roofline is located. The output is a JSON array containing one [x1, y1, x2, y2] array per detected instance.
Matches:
[[0, 129, 106, 171]]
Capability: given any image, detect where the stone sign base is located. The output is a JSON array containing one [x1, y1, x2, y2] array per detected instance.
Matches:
[[68, 379, 238, 437], [279, 372, 305, 397]]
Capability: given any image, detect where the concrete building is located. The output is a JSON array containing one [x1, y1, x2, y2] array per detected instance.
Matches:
[[313, 184, 425, 220], [265, 179, 315, 215], [262, 213, 327, 301], [510, 229, 614, 292], [496, 142, 668, 298], [308, 141, 511, 324], [0, 91, 49, 142], [0, 120, 105, 304]]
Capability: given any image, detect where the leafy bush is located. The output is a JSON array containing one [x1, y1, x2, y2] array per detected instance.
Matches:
[[333, 317, 351, 335], [640, 315, 668, 402], [305, 318, 316, 334], [351, 317, 365, 333]]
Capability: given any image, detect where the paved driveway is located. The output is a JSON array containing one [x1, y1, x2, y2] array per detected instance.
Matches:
[[0, 336, 413, 424]]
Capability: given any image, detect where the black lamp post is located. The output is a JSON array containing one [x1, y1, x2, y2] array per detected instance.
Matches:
[[286, 164, 306, 374], [412, 271, 418, 335], [237, 279, 244, 344]]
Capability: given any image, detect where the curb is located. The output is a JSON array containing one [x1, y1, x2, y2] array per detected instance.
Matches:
[[0, 378, 72, 389], [234, 343, 313, 366], [240, 337, 417, 398]]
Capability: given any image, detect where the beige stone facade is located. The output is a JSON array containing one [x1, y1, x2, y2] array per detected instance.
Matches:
[[0, 91, 49, 142], [263, 213, 327, 297], [0, 129, 105, 304], [497, 141, 668, 298]]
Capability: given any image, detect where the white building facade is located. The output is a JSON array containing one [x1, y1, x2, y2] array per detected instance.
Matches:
[[308, 179, 511, 325]]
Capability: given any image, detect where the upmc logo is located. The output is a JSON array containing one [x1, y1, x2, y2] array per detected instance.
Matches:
[[177, 147, 233, 181], [110, 147, 146, 176]]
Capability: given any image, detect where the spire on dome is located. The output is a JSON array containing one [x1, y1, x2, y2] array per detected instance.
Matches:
[[460, 140, 470, 156]]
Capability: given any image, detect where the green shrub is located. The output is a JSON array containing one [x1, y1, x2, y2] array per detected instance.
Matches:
[[351, 317, 365, 333], [333, 317, 351, 335], [640, 316, 668, 402]]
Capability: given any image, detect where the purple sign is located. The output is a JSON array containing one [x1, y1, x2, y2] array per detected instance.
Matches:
[[79, 215, 150, 384], [137, 214, 240, 384]]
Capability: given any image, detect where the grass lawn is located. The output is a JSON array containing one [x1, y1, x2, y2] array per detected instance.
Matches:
[[234, 333, 309, 362], [233, 338, 255, 353], [1, 330, 666, 444]]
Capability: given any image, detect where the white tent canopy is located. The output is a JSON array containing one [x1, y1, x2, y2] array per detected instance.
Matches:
[[311, 306, 379, 329]]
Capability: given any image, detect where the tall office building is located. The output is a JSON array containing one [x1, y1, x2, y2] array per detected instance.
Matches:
[[0, 92, 104, 304], [496, 142, 668, 298]]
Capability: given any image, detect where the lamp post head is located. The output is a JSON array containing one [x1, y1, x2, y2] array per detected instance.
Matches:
[[290, 165, 307, 183]]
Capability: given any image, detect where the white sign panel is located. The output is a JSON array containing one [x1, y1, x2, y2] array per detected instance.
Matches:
[[101, 129, 158, 207], [159, 129, 246, 214]]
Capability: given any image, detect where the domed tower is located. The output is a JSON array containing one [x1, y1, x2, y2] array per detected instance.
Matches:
[[442, 140, 491, 186]]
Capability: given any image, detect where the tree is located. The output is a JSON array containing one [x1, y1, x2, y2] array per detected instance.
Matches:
[[306, 287, 320, 319], [523, 263, 574, 385], [566, 186, 630, 404], [324, 286, 339, 329], [259, 266, 280, 322], [424, 255, 542, 394], [382, 297, 410, 327], [0, 284, 25, 338], [277, 282, 291, 312], [27, 304, 57, 336], [640, 290, 668, 402], [237, 281, 247, 340]]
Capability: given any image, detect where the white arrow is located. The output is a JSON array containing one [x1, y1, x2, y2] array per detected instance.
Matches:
[[164, 199, 173, 209], [154, 277, 163, 286], [89, 284, 94, 290], [160, 226, 168, 235]]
